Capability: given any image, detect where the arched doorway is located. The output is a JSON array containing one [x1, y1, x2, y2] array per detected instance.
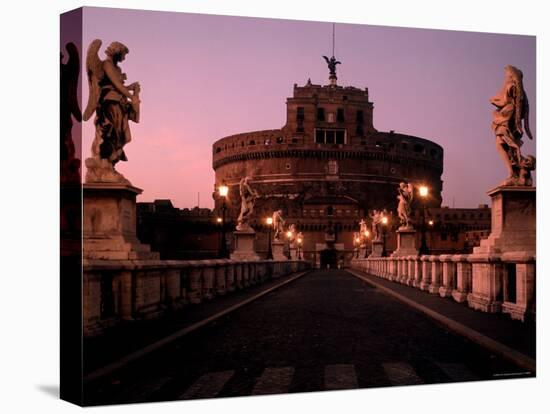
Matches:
[[320, 248, 338, 269]]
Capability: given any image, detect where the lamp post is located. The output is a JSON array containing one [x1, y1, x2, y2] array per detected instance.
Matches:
[[296, 234, 303, 260], [381, 215, 389, 257], [266, 216, 273, 260], [363, 230, 370, 258], [354, 235, 361, 258], [218, 183, 229, 258], [286, 229, 293, 259], [418, 185, 430, 255]]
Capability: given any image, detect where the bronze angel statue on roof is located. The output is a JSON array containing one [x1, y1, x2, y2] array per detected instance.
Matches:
[[491, 65, 535, 186], [83, 39, 141, 183], [322, 55, 341, 77]]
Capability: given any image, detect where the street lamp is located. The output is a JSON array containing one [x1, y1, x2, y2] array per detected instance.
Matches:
[[296, 233, 303, 260], [418, 185, 430, 255], [381, 215, 389, 257], [286, 229, 293, 259], [217, 182, 229, 258], [266, 216, 274, 260], [354, 235, 361, 258], [363, 229, 370, 258]]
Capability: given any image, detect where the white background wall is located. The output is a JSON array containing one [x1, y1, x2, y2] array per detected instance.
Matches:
[[0, 0, 548, 413]]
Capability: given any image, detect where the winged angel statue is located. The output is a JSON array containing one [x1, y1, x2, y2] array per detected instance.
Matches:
[[491, 65, 535, 186], [397, 182, 414, 229], [83, 39, 141, 183], [322, 55, 341, 77]]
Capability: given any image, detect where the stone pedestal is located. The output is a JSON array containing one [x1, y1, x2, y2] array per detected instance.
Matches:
[[83, 183, 159, 260], [272, 240, 287, 261], [473, 186, 536, 256], [289, 246, 297, 260], [369, 240, 384, 258], [468, 186, 535, 314], [392, 227, 418, 257], [230, 229, 260, 261]]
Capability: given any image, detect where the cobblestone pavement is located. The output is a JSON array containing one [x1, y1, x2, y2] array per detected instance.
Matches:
[[84, 269, 533, 406]]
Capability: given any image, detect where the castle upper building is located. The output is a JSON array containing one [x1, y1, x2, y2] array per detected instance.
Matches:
[[212, 65, 444, 265]]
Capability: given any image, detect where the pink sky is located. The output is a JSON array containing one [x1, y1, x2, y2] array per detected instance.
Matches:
[[73, 7, 536, 209]]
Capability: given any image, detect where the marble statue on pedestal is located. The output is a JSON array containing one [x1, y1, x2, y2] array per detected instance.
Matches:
[[83, 39, 141, 184], [236, 176, 259, 231], [397, 182, 414, 229], [369, 210, 382, 242], [491, 65, 535, 186], [359, 219, 368, 237], [272, 209, 285, 241]]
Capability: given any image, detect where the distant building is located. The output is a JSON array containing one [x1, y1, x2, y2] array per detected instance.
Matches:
[[212, 68, 444, 266], [413, 204, 492, 253], [137, 200, 221, 259]]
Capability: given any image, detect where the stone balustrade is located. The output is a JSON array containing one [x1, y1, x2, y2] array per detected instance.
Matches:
[[83, 259, 309, 337], [350, 253, 535, 322]]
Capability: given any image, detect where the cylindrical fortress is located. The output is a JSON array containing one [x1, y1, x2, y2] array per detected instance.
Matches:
[[212, 78, 443, 264]]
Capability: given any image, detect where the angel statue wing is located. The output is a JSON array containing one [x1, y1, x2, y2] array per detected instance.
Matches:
[[322, 55, 330, 64], [63, 42, 82, 122], [523, 95, 534, 140], [83, 39, 104, 121]]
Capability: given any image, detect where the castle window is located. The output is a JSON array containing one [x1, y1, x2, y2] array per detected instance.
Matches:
[[215, 147, 221, 153], [327, 206, 334, 216], [285, 163, 291, 170], [264, 138, 271, 145], [327, 112, 335, 123], [337, 108, 345, 122], [297, 106, 305, 121], [317, 107, 325, 121], [296, 107, 305, 132], [291, 137, 299, 143], [276, 137, 284, 144], [315, 128, 346, 144], [356, 124, 364, 136], [315, 129, 324, 144], [356, 110, 364, 123], [249, 140, 256, 145]]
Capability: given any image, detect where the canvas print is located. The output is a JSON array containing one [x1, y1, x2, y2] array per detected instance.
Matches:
[[60, 7, 536, 406]]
